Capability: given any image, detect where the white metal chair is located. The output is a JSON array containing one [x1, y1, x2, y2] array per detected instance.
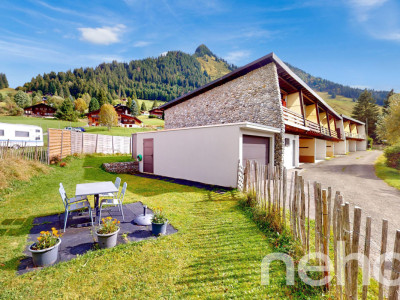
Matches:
[[60, 183, 88, 203], [59, 184, 93, 232], [100, 177, 121, 198], [99, 182, 127, 224]]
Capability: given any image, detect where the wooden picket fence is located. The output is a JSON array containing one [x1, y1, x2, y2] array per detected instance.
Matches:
[[48, 129, 132, 162], [0, 142, 48, 164], [238, 160, 400, 299]]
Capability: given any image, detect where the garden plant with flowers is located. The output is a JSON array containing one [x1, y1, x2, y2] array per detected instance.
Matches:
[[31, 228, 62, 250], [97, 216, 120, 234], [151, 207, 167, 224]]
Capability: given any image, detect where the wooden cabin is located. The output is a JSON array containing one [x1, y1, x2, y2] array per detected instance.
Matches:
[[86, 106, 142, 128], [24, 103, 57, 117]]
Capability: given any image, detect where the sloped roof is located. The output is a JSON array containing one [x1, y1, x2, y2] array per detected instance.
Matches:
[[159, 52, 341, 119], [341, 114, 365, 125]]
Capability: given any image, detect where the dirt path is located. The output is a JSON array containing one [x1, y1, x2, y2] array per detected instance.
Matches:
[[297, 150, 400, 279]]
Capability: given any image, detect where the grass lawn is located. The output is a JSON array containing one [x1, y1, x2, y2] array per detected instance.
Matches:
[[317, 92, 356, 116], [85, 126, 152, 136], [0, 115, 86, 132], [375, 154, 400, 190], [137, 115, 164, 127], [0, 155, 297, 298]]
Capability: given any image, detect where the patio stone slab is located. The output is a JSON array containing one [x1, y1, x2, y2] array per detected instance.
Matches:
[[18, 202, 177, 274]]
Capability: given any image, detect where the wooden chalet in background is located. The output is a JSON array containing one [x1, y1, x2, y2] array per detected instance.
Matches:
[[24, 103, 57, 117], [86, 105, 142, 128]]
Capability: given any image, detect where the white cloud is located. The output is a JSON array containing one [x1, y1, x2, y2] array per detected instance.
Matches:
[[349, 0, 387, 7], [133, 41, 151, 47], [225, 50, 251, 64], [78, 24, 126, 45]]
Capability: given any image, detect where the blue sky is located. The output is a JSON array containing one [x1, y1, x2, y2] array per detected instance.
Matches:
[[1, 0, 399, 92]]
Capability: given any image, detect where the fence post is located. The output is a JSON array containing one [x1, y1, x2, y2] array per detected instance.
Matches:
[[322, 189, 330, 290], [379, 219, 389, 300], [35, 145, 38, 160], [351, 206, 362, 299], [362, 216, 372, 300], [388, 230, 400, 300], [342, 202, 351, 299], [95, 134, 99, 153], [307, 181, 311, 257], [282, 168, 287, 226]]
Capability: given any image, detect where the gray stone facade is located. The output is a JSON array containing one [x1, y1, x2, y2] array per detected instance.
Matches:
[[103, 161, 139, 174], [164, 62, 285, 165]]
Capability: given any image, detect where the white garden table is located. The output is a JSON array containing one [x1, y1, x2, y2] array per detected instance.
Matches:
[[75, 182, 119, 220]]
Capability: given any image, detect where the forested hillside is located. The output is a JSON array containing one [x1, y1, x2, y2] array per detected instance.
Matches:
[[21, 45, 388, 106], [286, 63, 388, 106], [23, 45, 235, 102]]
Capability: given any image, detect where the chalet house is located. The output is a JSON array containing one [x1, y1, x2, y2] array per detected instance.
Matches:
[[86, 105, 142, 128], [24, 103, 57, 117], [132, 52, 366, 187], [149, 108, 163, 118]]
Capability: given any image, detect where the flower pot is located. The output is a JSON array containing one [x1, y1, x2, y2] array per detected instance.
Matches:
[[29, 238, 61, 267], [96, 228, 120, 249], [152, 221, 168, 236]]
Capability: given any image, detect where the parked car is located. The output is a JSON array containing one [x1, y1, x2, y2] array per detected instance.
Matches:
[[64, 127, 85, 132], [0, 122, 44, 148]]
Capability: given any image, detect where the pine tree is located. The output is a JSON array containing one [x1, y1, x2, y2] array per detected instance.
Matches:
[[152, 100, 158, 109], [130, 98, 139, 116], [0, 73, 9, 89], [89, 97, 100, 112], [352, 89, 380, 140], [383, 89, 394, 115], [97, 89, 108, 107], [56, 99, 77, 121], [141, 102, 147, 111]]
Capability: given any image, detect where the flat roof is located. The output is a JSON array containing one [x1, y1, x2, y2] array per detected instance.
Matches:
[[133, 122, 281, 135], [0, 122, 42, 129], [160, 52, 341, 119], [341, 114, 365, 125]]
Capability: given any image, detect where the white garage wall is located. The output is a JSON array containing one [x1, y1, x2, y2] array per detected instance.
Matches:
[[134, 123, 278, 188], [334, 141, 346, 155], [283, 134, 299, 169], [315, 139, 326, 160], [356, 140, 367, 151], [348, 140, 357, 152]]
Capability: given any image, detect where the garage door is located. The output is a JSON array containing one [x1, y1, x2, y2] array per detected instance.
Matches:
[[242, 135, 270, 165], [143, 138, 154, 173]]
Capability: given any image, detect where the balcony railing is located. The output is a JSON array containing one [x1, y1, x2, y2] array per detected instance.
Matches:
[[305, 119, 320, 133], [320, 126, 330, 136], [282, 107, 304, 128], [331, 130, 338, 138], [345, 132, 365, 139]]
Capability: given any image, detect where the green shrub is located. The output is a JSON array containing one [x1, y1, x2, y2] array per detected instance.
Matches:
[[384, 144, 400, 169]]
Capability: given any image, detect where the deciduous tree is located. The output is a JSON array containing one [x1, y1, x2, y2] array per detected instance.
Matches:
[[14, 90, 31, 108], [99, 104, 118, 130], [377, 94, 400, 145], [75, 97, 88, 113]]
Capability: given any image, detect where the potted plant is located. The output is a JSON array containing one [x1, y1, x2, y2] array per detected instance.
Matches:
[[29, 228, 62, 267], [151, 207, 168, 236], [96, 217, 120, 249]]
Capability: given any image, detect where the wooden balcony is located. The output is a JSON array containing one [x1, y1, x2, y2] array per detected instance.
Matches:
[[283, 107, 342, 139], [345, 132, 365, 140], [305, 119, 320, 133], [282, 106, 304, 128]]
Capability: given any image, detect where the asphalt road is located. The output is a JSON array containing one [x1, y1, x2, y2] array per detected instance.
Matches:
[[297, 150, 400, 280]]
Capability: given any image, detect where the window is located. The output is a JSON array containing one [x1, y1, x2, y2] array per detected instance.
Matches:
[[36, 129, 40, 133], [35, 136, 40, 140], [0, 129, 4, 136], [15, 131, 29, 137]]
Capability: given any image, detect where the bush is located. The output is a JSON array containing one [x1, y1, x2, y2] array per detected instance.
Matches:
[[384, 144, 400, 169], [367, 137, 373, 149]]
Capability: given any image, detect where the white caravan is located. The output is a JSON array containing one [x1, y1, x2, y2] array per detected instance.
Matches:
[[0, 123, 44, 148]]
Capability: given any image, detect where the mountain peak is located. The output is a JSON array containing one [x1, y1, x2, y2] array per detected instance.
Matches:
[[194, 44, 215, 58]]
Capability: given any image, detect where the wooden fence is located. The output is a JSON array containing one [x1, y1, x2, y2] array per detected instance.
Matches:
[[238, 160, 400, 299], [0, 142, 47, 164], [48, 129, 132, 162]]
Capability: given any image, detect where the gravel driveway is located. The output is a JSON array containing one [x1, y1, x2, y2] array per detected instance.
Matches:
[[297, 150, 400, 280]]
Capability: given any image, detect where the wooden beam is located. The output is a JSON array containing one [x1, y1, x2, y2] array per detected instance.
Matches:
[[315, 104, 322, 133], [326, 112, 331, 136], [299, 89, 306, 126], [279, 75, 298, 92]]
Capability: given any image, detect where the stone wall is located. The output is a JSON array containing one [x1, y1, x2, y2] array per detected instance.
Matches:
[[102, 161, 139, 174], [164, 62, 285, 165]]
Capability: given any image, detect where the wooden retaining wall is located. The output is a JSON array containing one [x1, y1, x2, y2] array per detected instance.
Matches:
[[48, 129, 132, 162]]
